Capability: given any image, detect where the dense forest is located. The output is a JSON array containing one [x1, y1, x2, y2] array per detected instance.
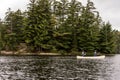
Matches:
[[0, 0, 120, 55]]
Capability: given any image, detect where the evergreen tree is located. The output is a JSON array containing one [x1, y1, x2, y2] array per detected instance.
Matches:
[[78, 0, 100, 52], [67, 0, 82, 52], [99, 22, 115, 54], [0, 19, 6, 51], [114, 31, 120, 54], [4, 8, 24, 51], [24, 0, 54, 52]]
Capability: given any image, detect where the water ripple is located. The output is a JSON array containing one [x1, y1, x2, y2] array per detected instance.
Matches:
[[0, 55, 119, 80]]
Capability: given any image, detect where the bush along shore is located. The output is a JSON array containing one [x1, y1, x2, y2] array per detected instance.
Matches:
[[0, 0, 120, 55]]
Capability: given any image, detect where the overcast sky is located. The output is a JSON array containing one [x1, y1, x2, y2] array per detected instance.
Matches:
[[0, 0, 120, 30]]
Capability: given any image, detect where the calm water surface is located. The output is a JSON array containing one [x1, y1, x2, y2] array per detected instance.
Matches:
[[0, 55, 120, 80]]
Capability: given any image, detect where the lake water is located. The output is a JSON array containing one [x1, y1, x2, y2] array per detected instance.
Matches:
[[0, 55, 120, 80]]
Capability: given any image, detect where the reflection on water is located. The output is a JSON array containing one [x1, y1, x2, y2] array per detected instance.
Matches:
[[0, 55, 120, 80]]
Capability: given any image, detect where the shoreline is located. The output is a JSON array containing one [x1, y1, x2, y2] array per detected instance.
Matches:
[[0, 50, 116, 56], [0, 50, 60, 56]]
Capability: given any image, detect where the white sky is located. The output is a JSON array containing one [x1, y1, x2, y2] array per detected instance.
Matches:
[[0, 0, 120, 30], [0, 0, 29, 19]]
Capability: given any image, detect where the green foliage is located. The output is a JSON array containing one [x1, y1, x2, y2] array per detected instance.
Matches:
[[3, 8, 24, 51], [114, 31, 120, 54], [0, 0, 118, 54], [0, 20, 6, 50], [24, 0, 54, 52], [99, 22, 115, 54], [77, 0, 100, 52]]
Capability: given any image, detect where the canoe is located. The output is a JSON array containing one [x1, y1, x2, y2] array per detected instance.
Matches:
[[76, 55, 105, 59]]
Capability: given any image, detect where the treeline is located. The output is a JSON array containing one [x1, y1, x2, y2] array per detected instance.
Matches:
[[0, 0, 120, 54]]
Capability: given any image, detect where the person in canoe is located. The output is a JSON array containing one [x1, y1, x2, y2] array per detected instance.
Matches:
[[94, 50, 97, 56], [82, 50, 86, 56]]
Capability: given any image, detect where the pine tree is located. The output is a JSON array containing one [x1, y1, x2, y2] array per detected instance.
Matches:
[[68, 0, 82, 52], [0, 19, 6, 51], [99, 22, 115, 54], [114, 31, 120, 54], [24, 0, 54, 52], [78, 0, 100, 53], [4, 9, 24, 50]]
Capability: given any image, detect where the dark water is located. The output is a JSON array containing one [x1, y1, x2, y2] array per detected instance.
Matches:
[[0, 55, 120, 80]]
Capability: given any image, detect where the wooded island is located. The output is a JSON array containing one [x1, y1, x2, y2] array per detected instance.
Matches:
[[0, 0, 120, 55]]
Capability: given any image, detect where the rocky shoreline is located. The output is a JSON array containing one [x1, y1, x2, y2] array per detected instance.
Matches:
[[0, 50, 59, 56], [0, 50, 115, 56]]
